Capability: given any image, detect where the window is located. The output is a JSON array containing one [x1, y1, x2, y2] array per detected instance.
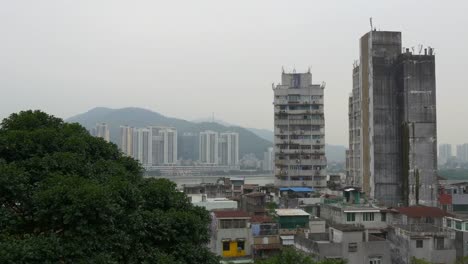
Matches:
[[369, 257, 382, 264], [456, 221, 462, 230], [223, 241, 230, 251], [237, 241, 245, 251], [347, 213, 356, 222], [446, 218, 452, 228], [348, 242, 357, 252], [416, 240, 423, 248], [363, 212, 374, 221], [381, 212, 387, 222]]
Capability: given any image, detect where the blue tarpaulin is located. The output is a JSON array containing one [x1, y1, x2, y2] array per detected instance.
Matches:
[[279, 187, 314, 193]]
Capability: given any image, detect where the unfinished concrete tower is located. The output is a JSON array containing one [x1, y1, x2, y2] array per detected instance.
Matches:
[[397, 48, 438, 206], [346, 30, 438, 206]]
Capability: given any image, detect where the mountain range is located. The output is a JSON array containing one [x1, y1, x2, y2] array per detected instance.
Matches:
[[67, 107, 346, 162]]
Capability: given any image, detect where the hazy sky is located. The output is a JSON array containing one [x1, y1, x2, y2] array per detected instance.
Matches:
[[1, 0, 468, 146]]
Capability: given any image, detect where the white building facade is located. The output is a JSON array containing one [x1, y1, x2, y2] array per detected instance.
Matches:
[[273, 71, 327, 188]]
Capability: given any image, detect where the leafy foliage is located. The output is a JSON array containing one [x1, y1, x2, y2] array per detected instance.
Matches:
[[255, 248, 346, 264], [0, 110, 219, 264]]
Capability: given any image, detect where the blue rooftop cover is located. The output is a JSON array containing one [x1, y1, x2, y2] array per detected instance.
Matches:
[[279, 187, 314, 192]]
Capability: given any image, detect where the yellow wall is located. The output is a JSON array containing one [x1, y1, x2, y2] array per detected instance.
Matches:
[[222, 241, 246, 258]]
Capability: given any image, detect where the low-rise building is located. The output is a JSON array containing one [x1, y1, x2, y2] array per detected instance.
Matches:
[[274, 209, 310, 235], [439, 181, 468, 213], [294, 224, 390, 263], [210, 210, 253, 260], [250, 216, 281, 259], [444, 213, 468, 259], [190, 194, 237, 211], [387, 206, 456, 264], [320, 203, 388, 234]]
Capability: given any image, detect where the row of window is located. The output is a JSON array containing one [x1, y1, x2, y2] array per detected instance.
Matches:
[[346, 212, 386, 222], [222, 240, 245, 251]]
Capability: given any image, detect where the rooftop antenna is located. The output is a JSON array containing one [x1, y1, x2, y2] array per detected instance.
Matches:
[[282, 66, 285, 73], [369, 17, 373, 31], [307, 66, 311, 74], [411, 47, 415, 54], [418, 44, 423, 55]]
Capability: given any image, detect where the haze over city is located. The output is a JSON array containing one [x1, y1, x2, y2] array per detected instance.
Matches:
[[1, 0, 468, 146]]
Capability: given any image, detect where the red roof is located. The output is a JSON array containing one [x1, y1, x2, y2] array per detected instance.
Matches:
[[212, 210, 250, 218], [394, 206, 453, 218], [250, 215, 274, 223]]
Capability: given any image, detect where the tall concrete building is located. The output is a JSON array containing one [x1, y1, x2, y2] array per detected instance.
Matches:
[[179, 132, 199, 162], [219, 132, 239, 166], [263, 147, 274, 172], [199, 130, 219, 165], [132, 128, 152, 166], [439, 144, 452, 165], [94, 123, 110, 142], [456, 144, 468, 163], [273, 71, 327, 188], [149, 126, 177, 165], [347, 30, 438, 206], [119, 125, 134, 156]]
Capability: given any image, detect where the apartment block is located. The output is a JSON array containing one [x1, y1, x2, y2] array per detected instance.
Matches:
[[200, 130, 219, 165], [219, 132, 239, 166], [273, 71, 327, 188], [439, 144, 452, 165], [93, 123, 110, 142], [119, 125, 134, 156]]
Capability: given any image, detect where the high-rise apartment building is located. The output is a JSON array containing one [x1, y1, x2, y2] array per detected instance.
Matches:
[[219, 132, 239, 166], [179, 132, 199, 162], [199, 131, 219, 165], [438, 144, 452, 165], [93, 123, 110, 142], [263, 147, 274, 172], [149, 126, 177, 165], [273, 71, 327, 188], [132, 128, 152, 166], [456, 144, 468, 163], [120, 125, 134, 156], [347, 30, 438, 206]]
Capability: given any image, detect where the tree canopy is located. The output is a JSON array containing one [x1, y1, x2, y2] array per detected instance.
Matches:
[[0, 110, 219, 264]]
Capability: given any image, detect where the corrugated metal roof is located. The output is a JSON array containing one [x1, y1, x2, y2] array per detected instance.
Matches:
[[275, 209, 310, 216], [279, 187, 314, 192], [394, 206, 453, 218]]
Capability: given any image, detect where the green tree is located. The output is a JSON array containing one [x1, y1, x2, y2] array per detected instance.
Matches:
[[0, 110, 219, 264], [255, 247, 346, 264]]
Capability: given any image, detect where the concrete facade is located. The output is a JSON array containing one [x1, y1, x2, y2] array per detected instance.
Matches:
[[200, 130, 219, 165], [219, 132, 239, 166], [346, 30, 438, 206], [294, 225, 390, 264], [273, 71, 327, 188], [94, 123, 110, 142]]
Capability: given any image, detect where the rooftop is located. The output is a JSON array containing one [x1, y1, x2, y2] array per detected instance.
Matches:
[[212, 210, 250, 219], [275, 209, 310, 217], [250, 215, 274, 223], [330, 224, 365, 232], [393, 206, 453, 218], [279, 187, 315, 193], [244, 192, 265, 197]]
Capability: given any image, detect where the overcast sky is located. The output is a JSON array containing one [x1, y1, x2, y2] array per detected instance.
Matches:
[[1, 0, 467, 146]]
